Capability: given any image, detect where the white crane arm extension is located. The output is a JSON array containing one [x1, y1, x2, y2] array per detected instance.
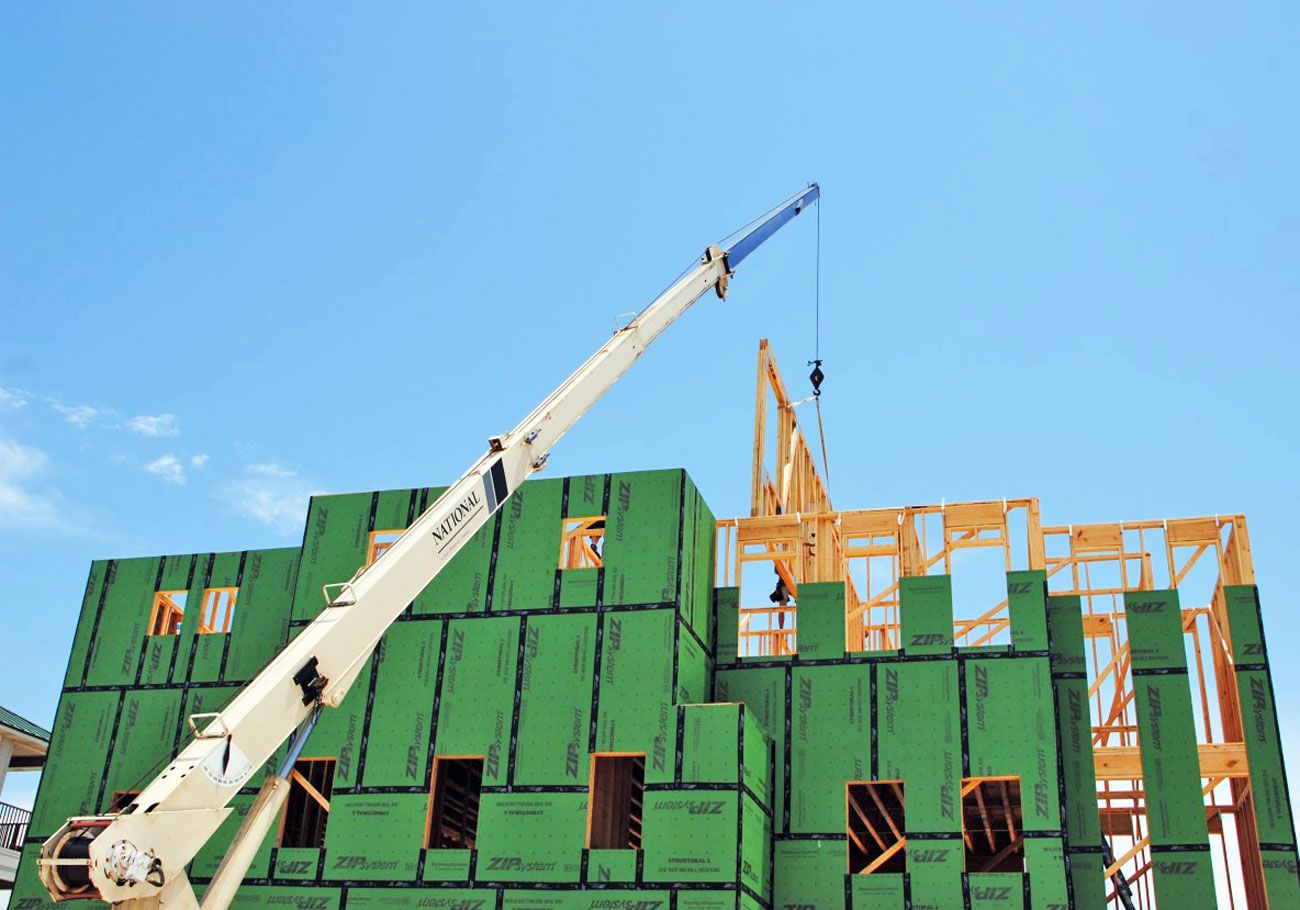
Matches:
[[38, 184, 818, 908]]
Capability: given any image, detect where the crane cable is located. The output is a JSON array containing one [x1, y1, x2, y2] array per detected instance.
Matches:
[[809, 198, 831, 489]]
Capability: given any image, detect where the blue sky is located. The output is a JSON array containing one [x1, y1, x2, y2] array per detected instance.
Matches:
[[1, 0, 1298, 838]]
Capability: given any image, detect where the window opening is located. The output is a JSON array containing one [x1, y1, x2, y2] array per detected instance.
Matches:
[[560, 516, 606, 569], [427, 756, 484, 849], [147, 591, 188, 636], [108, 790, 141, 812], [280, 758, 335, 848], [848, 781, 906, 873], [588, 753, 645, 850], [367, 530, 403, 566], [199, 587, 238, 634], [961, 777, 1024, 872]]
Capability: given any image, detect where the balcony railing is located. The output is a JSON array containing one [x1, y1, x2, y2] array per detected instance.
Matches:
[[0, 801, 31, 851]]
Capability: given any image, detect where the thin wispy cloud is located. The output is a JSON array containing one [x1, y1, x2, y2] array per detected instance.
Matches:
[[125, 413, 180, 437], [0, 386, 27, 410], [190, 454, 210, 469], [52, 402, 106, 428], [216, 462, 316, 537], [0, 436, 62, 529], [145, 454, 186, 485]]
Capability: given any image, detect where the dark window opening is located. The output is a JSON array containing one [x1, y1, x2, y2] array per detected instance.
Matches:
[[848, 781, 906, 873], [427, 757, 484, 849], [280, 758, 335, 848], [109, 790, 141, 813], [962, 777, 1024, 873], [588, 754, 645, 850]]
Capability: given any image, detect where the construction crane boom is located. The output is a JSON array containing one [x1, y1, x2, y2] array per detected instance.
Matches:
[[38, 183, 819, 909]]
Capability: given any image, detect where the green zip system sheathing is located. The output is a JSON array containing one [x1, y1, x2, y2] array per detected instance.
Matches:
[[1122, 589, 1216, 904], [10, 470, 1300, 909], [1224, 585, 1300, 907], [1045, 595, 1107, 908]]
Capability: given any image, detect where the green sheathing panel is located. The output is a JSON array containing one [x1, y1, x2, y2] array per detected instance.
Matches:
[[641, 791, 738, 883], [137, 554, 195, 686], [421, 848, 472, 881], [348, 890, 482, 910], [322, 793, 426, 880], [503, 893, 673, 910], [677, 895, 737, 910], [475, 792, 586, 881], [594, 609, 675, 783], [587, 848, 637, 883], [1225, 584, 1299, 855], [676, 622, 710, 706], [414, 485, 497, 615], [102, 689, 183, 810], [966, 657, 1061, 832], [1023, 837, 1071, 910], [742, 791, 773, 897], [305, 656, 372, 789], [907, 838, 963, 910], [1045, 597, 1100, 845], [714, 587, 739, 664], [900, 575, 953, 655], [225, 886, 341, 910], [1046, 596, 1106, 905], [716, 667, 786, 833], [1236, 668, 1296, 845], [363, 621, 442, 787], [515, 612, 595, 786], [1261, 849, 1300, 906], [191, 792, 275, 878], [743, 710, 774, 811], [273, 846, 320, 880], [224, 547, 300, 680], [967, 872, 1023, 908], [796, 581, 845, 659], [181, 551, 244, 682], [878, 662, 961, 835], [63, 560, 110, 688], [1147, 851, 1217, 905], [8, 843, 59, 910], [1007, 569, 1049, 653], [1124, 589, 1215, 901], [558, 473, 603, 609], [29, 690, 118, 837], [292, 491, 374, 621], [850, 872, 905, 907], [791, 665, 869, 834], [494, 478, 563, 610], [83, 556, 159, 686], [681, 474, 716, 647], [436, 616, 519, 785], [604, 470, 682, 606], [681, 703, 743, 785]]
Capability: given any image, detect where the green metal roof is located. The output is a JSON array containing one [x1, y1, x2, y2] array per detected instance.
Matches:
[[0, 705, 51, 742]]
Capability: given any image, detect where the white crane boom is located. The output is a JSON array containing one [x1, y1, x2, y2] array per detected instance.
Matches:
[[38, 184, 819, 909]]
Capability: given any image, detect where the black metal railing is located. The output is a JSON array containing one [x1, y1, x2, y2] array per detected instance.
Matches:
[[0, 801, 31, 851]]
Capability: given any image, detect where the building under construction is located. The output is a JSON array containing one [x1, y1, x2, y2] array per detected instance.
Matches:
[[9, 342, 1299, 909]]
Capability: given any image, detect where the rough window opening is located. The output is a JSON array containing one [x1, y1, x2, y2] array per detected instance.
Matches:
[[427, 757, 484, 849], [848, 781, 906, 874], [198, 587, 238, 635], [588, 754, 645, 850], [280, 758, 335, 848], [147, 591, 188, 636], [367, 530, 403, 566], [560, 516, 606, 569], [108, 790, 141, 813], [962, 777, 1024, 872]]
